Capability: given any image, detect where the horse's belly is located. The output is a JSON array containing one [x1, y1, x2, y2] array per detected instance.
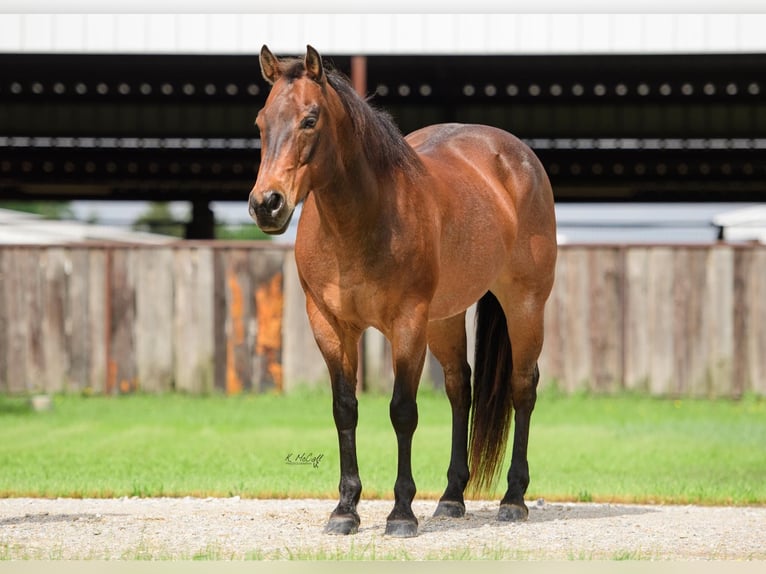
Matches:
[[428, 246, 506, 320], [428, 287, 483, 321]]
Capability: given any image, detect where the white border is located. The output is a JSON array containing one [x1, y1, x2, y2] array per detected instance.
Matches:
[[2, 1, 766, 13], [2, 13, 766, 54]]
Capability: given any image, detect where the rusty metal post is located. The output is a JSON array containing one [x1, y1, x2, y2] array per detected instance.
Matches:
[[351, 55, 367, 97], [350, 55, 367, 393]]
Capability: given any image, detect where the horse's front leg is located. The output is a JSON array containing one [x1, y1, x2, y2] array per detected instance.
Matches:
[[306, 298, 363, 535], [327, 369, 362, 535], [385, 307, 429, 537]]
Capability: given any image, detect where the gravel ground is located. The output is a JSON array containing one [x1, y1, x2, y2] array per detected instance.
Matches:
[[1, 497, 764, 560]]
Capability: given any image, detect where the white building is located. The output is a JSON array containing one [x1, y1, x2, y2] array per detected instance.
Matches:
[[0, 208, 175, 244]]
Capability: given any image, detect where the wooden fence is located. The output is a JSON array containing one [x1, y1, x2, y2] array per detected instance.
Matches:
[[540, 244, 766, 398], [0, 242, 764, 398], [0, 243, 290, 395]]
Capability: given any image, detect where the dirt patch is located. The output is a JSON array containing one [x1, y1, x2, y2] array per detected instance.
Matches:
[[1, 497, 764, 560]]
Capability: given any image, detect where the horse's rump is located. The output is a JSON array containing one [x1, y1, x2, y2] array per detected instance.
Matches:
[[405, 123, 556, 321]]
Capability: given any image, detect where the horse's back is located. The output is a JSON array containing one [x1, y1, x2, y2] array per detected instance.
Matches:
[[407, 122, 555, 246], [405, 123, 557, 319], [407, 123, 538, 170], [408, 123, 523, 158], [407, 123, 553, 226]]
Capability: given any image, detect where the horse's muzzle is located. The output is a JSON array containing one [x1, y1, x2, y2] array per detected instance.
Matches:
[[249, 190, 292, 234]]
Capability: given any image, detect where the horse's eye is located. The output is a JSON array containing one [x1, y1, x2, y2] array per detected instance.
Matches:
[[300, 116, 317, 130]]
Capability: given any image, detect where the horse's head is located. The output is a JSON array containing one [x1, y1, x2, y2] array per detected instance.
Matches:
[[249, 45, 342, 235]]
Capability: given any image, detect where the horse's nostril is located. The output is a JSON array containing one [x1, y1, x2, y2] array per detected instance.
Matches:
[[264, 191, 284, 214]]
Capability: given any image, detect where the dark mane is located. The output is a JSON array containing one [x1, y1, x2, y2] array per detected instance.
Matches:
[[326, 70, 423, 177], [280, 58, 423, 177]]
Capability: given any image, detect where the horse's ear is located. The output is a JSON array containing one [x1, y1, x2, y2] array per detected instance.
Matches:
[[305, 45, 324, 84], [260, 45, 281, 85]]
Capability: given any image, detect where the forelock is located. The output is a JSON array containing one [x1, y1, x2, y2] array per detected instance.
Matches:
[[280, 58, 306, 81]]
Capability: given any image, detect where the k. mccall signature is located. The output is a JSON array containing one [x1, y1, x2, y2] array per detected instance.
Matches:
[[284, 452, 324, 469]]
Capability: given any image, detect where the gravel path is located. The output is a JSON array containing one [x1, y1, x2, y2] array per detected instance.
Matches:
[[1, 497, 764, 560]]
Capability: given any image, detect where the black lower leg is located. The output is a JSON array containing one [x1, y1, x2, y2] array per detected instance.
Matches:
[[326, 383, 362, 535], [435, 364, 471, 518], [499, 365, 538, 522], [385, 387, 419, 537], [498, 413, 531, 521]]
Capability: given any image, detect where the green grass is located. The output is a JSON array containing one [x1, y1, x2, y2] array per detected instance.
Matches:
[[532, 389, 766, 505], [0, 388, 764, 505]]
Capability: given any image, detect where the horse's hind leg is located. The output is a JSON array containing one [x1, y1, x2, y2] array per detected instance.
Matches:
[[427, 313, 471, 518], [499, 361, 539, 521], [496, 294, 546, 522]]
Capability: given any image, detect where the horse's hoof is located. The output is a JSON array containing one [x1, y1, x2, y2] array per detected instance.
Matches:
[[325, 515, 359, 535], [498, 503, 529, 522], [384, 519, 418, 538], [433, 500, 466, 518]]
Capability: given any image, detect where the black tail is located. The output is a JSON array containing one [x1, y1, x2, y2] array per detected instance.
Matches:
[[467, 291, 513, 495]]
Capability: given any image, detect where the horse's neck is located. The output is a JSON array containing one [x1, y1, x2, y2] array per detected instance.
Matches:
[[310, 154, 388, 238]]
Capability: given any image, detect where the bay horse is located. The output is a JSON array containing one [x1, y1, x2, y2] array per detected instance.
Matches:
[[249, 46, 557, 538]]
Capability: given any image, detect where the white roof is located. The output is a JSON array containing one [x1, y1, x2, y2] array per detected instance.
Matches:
[[2, 11, 766, 55], [0, 208, 176, 245], [554, 202, 764, 245], [713, 204, 766, 243]]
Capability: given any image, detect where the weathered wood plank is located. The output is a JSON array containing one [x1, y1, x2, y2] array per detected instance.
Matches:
[[24, 248, 46, 394], [221, 248, 253, 395], [704, 246, 734, 398], [587, 247, 623, 392], [173, 246, 215, 394], [134, 248, 175, 393], [745, 247, 766, 396], [212, 248, 227, 393], [66, 248, 91, 393], [0, 248, 8, 393], [4, 249, 32, 393], [732, 248, 752, 398], [647, 247, 676, 396], [0, 249, 11, 393], [562, 247, 592, 392], [41, 248, 71, 393], [731, 246, 766, 397], [250, 248, 285, 393], [88, 249, 108, 394], [623, 248, 650, 392], [671, 248, 707, 396], [107, 248, 137, 395]]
